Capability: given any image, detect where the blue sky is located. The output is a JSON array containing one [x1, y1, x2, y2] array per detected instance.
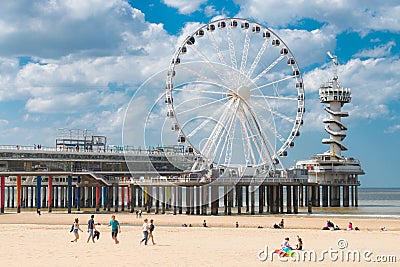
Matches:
[[0, 1, 399, 187]]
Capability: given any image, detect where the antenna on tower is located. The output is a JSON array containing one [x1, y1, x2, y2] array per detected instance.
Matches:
[[327, 51, 338, 79]]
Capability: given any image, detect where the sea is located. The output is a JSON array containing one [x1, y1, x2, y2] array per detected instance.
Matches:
[[296, 187, 400, 218]]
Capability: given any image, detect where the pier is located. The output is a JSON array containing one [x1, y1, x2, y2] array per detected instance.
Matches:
[[0, 145, 360, 215]]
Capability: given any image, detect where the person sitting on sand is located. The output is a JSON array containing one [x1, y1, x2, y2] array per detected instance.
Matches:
[[295, 235, 303, 250], [279, 219, 284, 229], [203, 220, 208, 227], [282, 237, 292, 249], [347, 222, 353, 230]]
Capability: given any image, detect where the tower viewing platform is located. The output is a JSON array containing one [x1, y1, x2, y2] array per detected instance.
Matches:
[[296, 52, 364, 207]]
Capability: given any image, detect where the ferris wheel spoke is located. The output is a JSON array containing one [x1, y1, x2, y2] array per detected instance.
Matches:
[[200, 99, 234, 164], [251, 55, 285, 84], [238, 108, 257, 165], [187, 43, 233, 87], [251, 75, 296, 92], [175, 95, 230, 116], [250, 95, 298, 101], [247, 38, 269, 78], [239, 28, 251, 76], [216, 100, 240, 166], [226, 25, 238, 70], [206, 30, 228, 65], [186, 104, 226, 139], [174, 87, 226, 96]]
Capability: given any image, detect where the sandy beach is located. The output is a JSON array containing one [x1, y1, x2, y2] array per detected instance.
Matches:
[[0, 212, 399, 266]]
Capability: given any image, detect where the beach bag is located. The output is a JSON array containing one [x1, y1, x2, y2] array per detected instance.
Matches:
[[69, 224, 74, 232], [94, 230, 100, 240]]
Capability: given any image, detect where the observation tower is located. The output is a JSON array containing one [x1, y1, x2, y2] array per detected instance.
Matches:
[[296, 52, 364, 207]]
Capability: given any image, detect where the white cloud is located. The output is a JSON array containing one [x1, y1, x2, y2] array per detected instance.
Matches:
[[354, 41, 396, 58], [204, 5, 219, 17], [234, 0, 400, 33], [385, 124, 400, 134], [162, 0, 207, 15]]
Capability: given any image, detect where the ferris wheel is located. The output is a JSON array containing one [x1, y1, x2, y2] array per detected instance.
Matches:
[[165, 18, 305, 176]]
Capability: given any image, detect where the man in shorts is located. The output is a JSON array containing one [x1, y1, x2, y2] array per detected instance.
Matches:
[[87, 214, 97, 243], [109, 215, 121, 244]]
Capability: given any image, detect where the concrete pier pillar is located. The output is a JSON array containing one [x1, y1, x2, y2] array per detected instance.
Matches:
[[312, 185, 320, 207], [17, 176, 22, 213], [67, 176, 72, 213], [130, 185, 136, 212], [195, 186, 200, 215], [178, 186, 183, 214], [322, 185, 329, 207], [245, 185, 249, 213], [144, 186, 150, 213], [258, 186, 264, 214], [329, 186, 340, 207], [354, 186, 358, 207], [286, 185, 292, 214], [271, 185, 279, 214], [6, 186, 10, 208], [293, 185, 298, 214], [42, 185, 46, 208], [250, 185, 255, 215], [343, 186, 350, 207], [76, 177, 81, 211], [223, 186, 228, 215], [211, 185, 219, 215], [121, 186, 125, 212], [155, 186, 160, 214], [11, 186, 15, 208], [299, 184, 304, 207], [236, 185, 242, 214], [227, 187, 233, 215], [137, 187, 143, 208], [47, 176, 52, 212], [185, 187, 190, 215], [189, 187, 195, 215], [279, 185, 284, 213], [201, 185, 208, 215], [161, 186, 166, 214], [0, 176, 5, 213], [113, 185, 118, 212], [172, 186, 177, 215], [350, 186, 354, 207], [30, 186, 34, 208], [95, 187, 100, 211], [24, 186, 28, 208], [36, 176, 42, 213]]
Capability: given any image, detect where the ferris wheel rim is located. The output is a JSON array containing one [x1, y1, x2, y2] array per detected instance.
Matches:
[[165, 17, 305, 171]]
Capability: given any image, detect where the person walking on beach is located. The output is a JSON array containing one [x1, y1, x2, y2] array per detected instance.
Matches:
[[108, 215, 121, 244], [87, 215, 97, 243], [146, 219, 156, 245], [140, 218, 149, 245], [71, 218, 83, 242]]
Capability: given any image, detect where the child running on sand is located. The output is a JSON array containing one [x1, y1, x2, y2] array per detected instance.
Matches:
[[108, 215, 121, 244]]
